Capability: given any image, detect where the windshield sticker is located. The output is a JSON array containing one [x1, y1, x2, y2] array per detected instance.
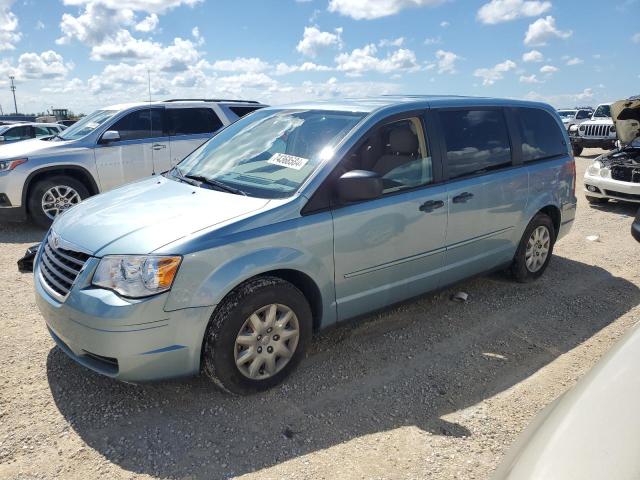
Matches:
[[86, 122, 99, 129], [267, 153, 309, 171]]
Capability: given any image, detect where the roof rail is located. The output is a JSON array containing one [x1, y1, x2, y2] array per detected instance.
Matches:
[[162, 98, 260, 104]]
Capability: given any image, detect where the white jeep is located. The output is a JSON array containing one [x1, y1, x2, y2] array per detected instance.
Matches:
[[569, 103, 617, 156]]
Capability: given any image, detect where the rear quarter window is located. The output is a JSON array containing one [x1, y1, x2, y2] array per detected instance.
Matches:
[[167, 108, 223, 136], [517, 108, 566, 162], [439, 109, 512, 179], [228, 106, 263, 118]]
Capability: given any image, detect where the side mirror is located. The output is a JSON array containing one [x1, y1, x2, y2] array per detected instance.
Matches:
[[100, 130, 120, 144], [337, 170, 383, 203]]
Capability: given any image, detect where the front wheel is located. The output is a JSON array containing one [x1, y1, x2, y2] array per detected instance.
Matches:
[[28, 175, 89, 228], [202, 276, 312, 395], [511, 213, 555, 283]]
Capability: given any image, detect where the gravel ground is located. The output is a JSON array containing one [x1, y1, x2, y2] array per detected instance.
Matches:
[[1, 150, 639, 480]]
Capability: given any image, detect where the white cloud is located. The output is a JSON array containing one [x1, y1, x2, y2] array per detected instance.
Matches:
[[519, 74, 542, 84], [61, 0, 202, 14], [477, 0, 551, 24], [208, 57, 270, 73], [566, 57, 583, 66], [274, 62, 332, 75], [0, 0, 21, 51], [424, 36, 442, 45], [17, 50, 71, 79], [335, 44, 419, 76], [632, 32, 640, 43], [296, 26, 343, 58], [524, 88, 595, 107], [473, 59, 517, 85], [540, 64, 558, 73], [522, 49, 543, 62], [440, 20, 450, 27], [56, 3, 136, 46], [434, 49, 460, 74], [135, 14, 159, 32], [378, 37, 404, 47], [524, 16, 572, 46], [328, 0, 445, 20]]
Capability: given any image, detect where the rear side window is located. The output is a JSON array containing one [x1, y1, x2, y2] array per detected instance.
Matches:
[[167, 108, 223, 136], [229, 106, 263, 118], [439, 109, 512, 179], [4, 126, 32, 141], [517, 108, 566, 162], [34, 126, 51, 137], [110, 109, 164, 141]]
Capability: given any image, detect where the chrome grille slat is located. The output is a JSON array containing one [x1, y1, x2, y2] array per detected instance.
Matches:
[[38, 232, 90, 300], [43, 244, 81, 276]]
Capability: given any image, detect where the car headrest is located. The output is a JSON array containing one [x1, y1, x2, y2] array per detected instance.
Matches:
[[389, 127, 418, 154]]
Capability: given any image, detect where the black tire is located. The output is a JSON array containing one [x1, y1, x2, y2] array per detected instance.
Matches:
[[511, 213, 556, 283], [586, 195, 608, 204], [202, 276, 312, 395], [28, 175, 90, 228], [572, 145, 583, 156]]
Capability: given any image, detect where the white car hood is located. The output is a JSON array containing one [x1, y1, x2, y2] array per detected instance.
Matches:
[[612, 98, 640, 145], [0, 137, 73, 159]]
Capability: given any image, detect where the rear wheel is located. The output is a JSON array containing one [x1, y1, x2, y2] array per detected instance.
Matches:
[[572, 145, 583, 156], [28, 175, 89, 228], [511, 213, 555, 283], [202, 276, 312, 395]]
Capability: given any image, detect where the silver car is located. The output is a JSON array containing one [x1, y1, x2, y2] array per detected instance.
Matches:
[[0, 122, 65, 145], [0, 99, 266, 226]]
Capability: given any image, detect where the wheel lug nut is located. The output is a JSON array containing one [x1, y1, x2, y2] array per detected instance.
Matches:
[[267, 346, 273, 353], [257, 347, 262, 353], [257, 335, 262, 340], [273, 335, 280, 341], [267, 327, 272, 333]]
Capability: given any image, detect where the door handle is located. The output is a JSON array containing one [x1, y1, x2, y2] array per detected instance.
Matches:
[[452, 192, 474, 203], [419, 200, 445, 212], [152, 144, 167, 150]]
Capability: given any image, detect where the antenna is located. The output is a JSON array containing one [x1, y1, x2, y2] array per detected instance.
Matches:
[[9, 76, 17, 114], [147, 68, 156, 176]]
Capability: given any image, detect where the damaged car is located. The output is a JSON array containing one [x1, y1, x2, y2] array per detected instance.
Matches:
[[584, 96, 640, 204], [569, 103, 617, 156]]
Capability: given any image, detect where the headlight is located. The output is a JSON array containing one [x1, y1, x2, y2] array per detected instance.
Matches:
[[569, 124, 579, 132], [610, 125, 616, 133], [0, 158, 27, 172], [92, 255, 182, 298], [587, 161, 602, 176]]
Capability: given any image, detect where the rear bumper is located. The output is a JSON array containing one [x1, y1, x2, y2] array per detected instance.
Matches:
[[35, 262, 215, 382]]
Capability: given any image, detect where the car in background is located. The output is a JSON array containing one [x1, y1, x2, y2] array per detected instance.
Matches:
[[0, 98, 266, 226], [493, 320, 640, 480], [568, 103, 617, 156], [57, 120, 77, 127], [0, 122, 65, 145], [32, 96, 576, 394], [583, 96, 639, 204], [557, 107, 592, 131]]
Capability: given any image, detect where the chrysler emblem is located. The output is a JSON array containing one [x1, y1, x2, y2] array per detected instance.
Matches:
[[51, 232, 60, 249]]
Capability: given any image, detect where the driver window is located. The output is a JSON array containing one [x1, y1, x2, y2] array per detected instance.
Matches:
[[354, 117, 432, 194], [109, 109, 164, 141]]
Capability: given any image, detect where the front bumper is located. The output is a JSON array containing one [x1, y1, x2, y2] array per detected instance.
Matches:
[[584, 172, 640, 203], [34, 257, 215, 382], [571, 136, 616, 149]]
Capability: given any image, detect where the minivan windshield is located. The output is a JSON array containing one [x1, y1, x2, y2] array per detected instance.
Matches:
[[174, 108, 365, 198], [57, 109, 118, 141]]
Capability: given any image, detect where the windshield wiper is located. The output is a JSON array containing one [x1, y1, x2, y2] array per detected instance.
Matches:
[[184, 174, 247, 196]]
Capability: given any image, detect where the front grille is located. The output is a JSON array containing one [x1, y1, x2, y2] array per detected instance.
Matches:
[[583, 124, 612, 138], [39, 233, 90, 299]]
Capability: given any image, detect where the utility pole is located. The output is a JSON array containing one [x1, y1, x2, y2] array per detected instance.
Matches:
[[9, 76, 17, 114]]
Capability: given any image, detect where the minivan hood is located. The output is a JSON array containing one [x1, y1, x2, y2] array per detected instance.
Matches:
[[0, 137, 73, 159], [52, 176, 270, 255], [612, 97, 640, 145]]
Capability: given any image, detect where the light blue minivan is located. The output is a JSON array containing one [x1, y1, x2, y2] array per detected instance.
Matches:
[[34, 96, 576, 394]]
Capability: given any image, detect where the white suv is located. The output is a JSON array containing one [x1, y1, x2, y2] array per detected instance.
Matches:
[[0, 99, 266, 226]]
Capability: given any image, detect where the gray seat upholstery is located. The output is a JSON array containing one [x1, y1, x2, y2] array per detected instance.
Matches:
[[372, 127, 419, 176]]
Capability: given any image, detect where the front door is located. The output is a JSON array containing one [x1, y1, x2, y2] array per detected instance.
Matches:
[[94, 108, 167, 191], [437, 108, 528, 285], [332, 116, 448, 320]]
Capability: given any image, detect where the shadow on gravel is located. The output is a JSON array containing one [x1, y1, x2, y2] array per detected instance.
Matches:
[[47, 256, 640, 479], [0, 222, 46, 244], [587, 200, 639, 218]]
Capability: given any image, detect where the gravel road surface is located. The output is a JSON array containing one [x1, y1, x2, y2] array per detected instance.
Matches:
[[1, 150, 639, 480]]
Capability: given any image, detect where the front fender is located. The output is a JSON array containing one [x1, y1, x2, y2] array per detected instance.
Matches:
[[165, 246, 337, 326]]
